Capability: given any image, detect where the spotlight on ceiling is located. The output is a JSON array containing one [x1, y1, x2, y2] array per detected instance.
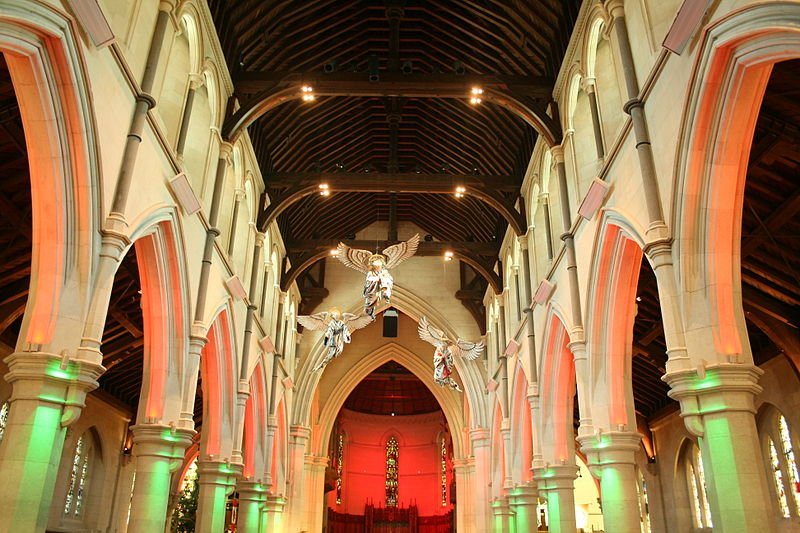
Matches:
[[319, 183, 330, 196], [401, 60, 413, 75], [454, 185, 466, 198], [469, 86, 483, 105], [368, 54, 380, 82], [453, 60, 466, 75], [323, 60, 337, 73], [301, 85, 315, 101], [330, 248, 340, 256], [444, 250, 455, 262]]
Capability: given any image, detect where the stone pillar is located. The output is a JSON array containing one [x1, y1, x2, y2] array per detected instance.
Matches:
[[453, 457, 475, 532], [307, 455, 329, 533], [127, 424, 194, 533], [583, 77, 605, 159], [286, 425, 311, 532], [492, 497, 515, 533], [176, 73, 202, 158], [469, 427, 492, 532], [509, 484, 538, 533], [262, 495, 287, 532], [0, 351, 103, 533], [236, 480, 266, 533], [227, 188, 245, 256], [179, 329, 207, 428], [665, 364, 773, 532], [579, 431, 642, 533], [195, 459, 240, 533], [535, 464, 578, 533]]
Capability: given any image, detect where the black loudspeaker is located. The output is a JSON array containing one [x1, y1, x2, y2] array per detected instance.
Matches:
[[383, 308, 398, 337]]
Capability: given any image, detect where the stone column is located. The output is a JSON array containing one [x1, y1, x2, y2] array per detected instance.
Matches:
[[307, 455, 329, 533], [236, 480, 266, 533], [534, 464, 578, 533], [127, 424, 194, 533], [227, 188, 245, 256], [664, 364, 773, 532], [194, 459, 240, 533], [582, 77, 605, 159], [452, 457, 475, 532], [286, 425, 311, 531], [492, 497, 515, 533], [262, 495, 287, 531], [176, 73, 202, 158], [469, 427, 492, 532], [0, 352, 103, 533], [509, 484, 538, 533], [579, 431, 642, 533]]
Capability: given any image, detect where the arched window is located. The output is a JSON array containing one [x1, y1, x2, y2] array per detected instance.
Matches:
[[762, 412, 800, 518], [336, 432, 344, 505], [0, 401, 9, 443], [636, 467, 651, 533], [685, 443, 713, 529], [64, 432, 94, 517], [385, 436, 399, 507], [440, 436, 448, 506]]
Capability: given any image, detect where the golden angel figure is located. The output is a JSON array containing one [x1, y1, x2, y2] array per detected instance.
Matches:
[[334, 234, 420, 318], [417, 316, 484, 392], [297, 309, 374, 371]]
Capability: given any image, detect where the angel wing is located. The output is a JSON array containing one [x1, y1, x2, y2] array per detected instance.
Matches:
[[297, 312, 331, 331], [342, 312, 374, 332], [335, 242, 373, 273], [382, 233, 420, 269], [418, 315, 449, 346], [451, 339, 485, 361]]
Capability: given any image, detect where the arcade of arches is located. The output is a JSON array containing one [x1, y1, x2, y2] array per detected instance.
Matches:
[[0, 1, 798, 532]]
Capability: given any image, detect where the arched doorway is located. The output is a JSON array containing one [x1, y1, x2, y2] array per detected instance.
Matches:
[[325, 360, 455, 532]]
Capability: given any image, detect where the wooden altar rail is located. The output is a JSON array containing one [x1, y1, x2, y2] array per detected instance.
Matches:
[[327, 505, 453, 533]]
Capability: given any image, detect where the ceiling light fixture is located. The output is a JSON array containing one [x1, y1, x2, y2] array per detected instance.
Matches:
[[444, 251, 455, 261], [301, 85, 315, 101], [469, 86, 483, 105], [319, 183, 330, 196], [454, 185, 466, 198], [330, 248, 339, 256]]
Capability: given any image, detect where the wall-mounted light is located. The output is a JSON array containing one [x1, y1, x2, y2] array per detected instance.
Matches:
[[469, 86, 483, 105], [330, 248, 340, 256], [301, 85, 315, 101], [319, 183, 330, 196], [454, 185, 466, 198], [444, 250, 455, 262]]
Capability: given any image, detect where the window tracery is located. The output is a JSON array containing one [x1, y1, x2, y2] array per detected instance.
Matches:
[[64, 433, 93, 518], [686, 443, 712, 529], [762, 412, 800, 518], [636, 467, 651, 533], [440, 437, 447, 506]]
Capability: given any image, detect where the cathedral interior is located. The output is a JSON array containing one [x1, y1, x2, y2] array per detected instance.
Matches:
[[0, 0, 798, 532]]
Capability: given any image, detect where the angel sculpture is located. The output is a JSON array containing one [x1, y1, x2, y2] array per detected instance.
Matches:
[[297, 309, 374, 372], [417, 316, 485, 392], [335, 234, 420, 318]]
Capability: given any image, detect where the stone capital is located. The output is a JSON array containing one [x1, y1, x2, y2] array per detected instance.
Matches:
[[663, 363, 763, 437], [469, 426, 490, 444], [289, 424, 312, 441], [131, 424, 195, 461], [533, 464, 578, 491], [237, 480, 268, 500], [550, 144, 566, 163], [196, 458, 242, 488], [188, 73, 204, 90], [264, 495, 287, 512], [508, 483, 538, 506], [577, 430, 642, 478]]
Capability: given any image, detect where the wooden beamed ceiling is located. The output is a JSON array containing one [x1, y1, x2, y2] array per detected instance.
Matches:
[[209, 0, 580, 321]]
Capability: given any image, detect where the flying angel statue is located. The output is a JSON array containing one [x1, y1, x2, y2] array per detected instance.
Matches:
[[417, 316, 485, 392], [297, 309, 374, 371], [334, 234, 420, 318]]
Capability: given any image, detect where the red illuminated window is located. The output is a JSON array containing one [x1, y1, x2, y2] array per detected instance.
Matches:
[[386, 436, 399, 507]]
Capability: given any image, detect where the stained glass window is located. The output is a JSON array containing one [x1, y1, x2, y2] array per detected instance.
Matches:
[[440, 437, 447, 506], [636, 468, 651, 533], [769, 437, 791, 517], [64, 433, 93, 517], [778, 416, 800, 515], [336, 433, 344, 505], [0, 402, 9, 443], [686, 443, 712, 528], [385, 437, 399, 507]]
